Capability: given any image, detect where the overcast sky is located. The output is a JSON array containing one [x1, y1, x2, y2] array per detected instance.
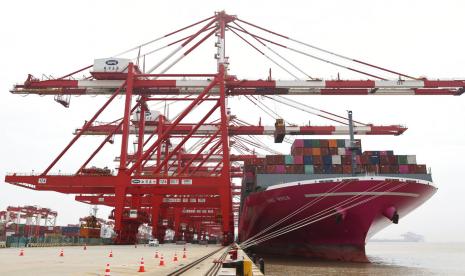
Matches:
[[0, 0, 464, 242]]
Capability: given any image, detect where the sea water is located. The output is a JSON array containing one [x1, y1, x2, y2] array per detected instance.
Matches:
[[264, 242, 465, 275]]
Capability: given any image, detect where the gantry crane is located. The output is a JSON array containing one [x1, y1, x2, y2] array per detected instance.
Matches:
[[4, 11, 463, 244], [0, 206, 57, 238]]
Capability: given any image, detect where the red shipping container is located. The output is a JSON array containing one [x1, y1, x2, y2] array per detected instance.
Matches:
[[379, 156, 390, 165], [293, 155, 304, 164], [319, 140, 329, 147], [320, 148, 329, 155], [380, 165, 390, 173], [366, 165, 379, 173], [408, 165, 417, 174], [312, 155, 322, 165], [291, 147, 305, 156], [255, 166, 265, 174], [293, 139, 304, 148], [266, 155, 285, 165], [332, 165, 343, 174], [266, 165, 276, 173], [303, 148, 313, 155], [343, 165, 352, 174], [289, 165, 304, 174], [341, 155, 351, 165], [389, 165, 399, 173], [254, 158, 266, 165], [415, 164, 427, 174], [329, 147, 338, 155], [285, 165, 293, 173], [360, 156, 370, 165], [313, 165, 324, 174], [387, 156, 398, 164]]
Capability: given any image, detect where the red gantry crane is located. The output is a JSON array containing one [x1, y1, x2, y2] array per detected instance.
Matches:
[[0, 206, 57, 238], [5, 11, 464, 244]]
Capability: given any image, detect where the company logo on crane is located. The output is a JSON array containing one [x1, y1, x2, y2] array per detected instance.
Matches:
[[105, 59, 119, 66]]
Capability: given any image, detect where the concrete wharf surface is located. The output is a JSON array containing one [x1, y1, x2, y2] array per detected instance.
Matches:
[[0, 243, 223, 275]]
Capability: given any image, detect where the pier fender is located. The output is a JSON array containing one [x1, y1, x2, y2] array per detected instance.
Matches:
[[383, 206, 399, 224], [335, 207, 346, 224]]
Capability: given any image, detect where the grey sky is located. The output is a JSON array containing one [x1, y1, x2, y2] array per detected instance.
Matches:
[[0, 0, 464, 242]]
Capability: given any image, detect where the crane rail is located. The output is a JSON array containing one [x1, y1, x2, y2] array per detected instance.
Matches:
[[204, 245, 232, 276], [166, 245, 230, 276]]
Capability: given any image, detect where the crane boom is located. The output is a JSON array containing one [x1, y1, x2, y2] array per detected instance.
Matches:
[[76, 123, 407, 136], [12, 78, 465, 96]]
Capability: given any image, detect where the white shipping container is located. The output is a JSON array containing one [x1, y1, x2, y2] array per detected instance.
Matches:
[[407, 155, 417, 164], [344, 139, 351, 147], [93, 58, 130, 73], [337, 148, 346, 155], [332, 155, 342, 165]]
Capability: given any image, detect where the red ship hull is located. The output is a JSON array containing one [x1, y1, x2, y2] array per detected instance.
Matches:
[[238, 176, 436, 261]]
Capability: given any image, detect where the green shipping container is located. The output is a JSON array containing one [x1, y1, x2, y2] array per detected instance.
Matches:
[[284, 155, 294, 165], [336, 139, 345, 147], [304, 165, 314, 174], [397, 155, 408, 164], [311, 140, 320, 147]]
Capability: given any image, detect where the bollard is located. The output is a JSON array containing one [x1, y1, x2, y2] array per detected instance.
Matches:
[[258, 258, 265, 274]]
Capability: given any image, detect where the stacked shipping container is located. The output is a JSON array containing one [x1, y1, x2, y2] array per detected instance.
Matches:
[[243, 139, 428, 187]]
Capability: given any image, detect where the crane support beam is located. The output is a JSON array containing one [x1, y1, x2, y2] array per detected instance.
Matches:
[[5, 174, 233, 191], [11, 79, 465, 96], [77, 123, 407, 136], [75, 194, 222, 208]]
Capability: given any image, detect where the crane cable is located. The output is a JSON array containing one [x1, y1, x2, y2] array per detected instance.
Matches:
[[231, 22, 386, 80], [242, 182, 406, 248], [244, 95, 277, 120], [113, 15, 215, 57], [240, 179, 352, 245], [241, 181, 405, 248], [227, 26, 300, 80], [236, 18, 419, 80], [275, 95, 368, 125], [235, 136, 281, 155], [229, 22, 315, 80], [264, 95, 363, 126], [240, 179, 394, 246]]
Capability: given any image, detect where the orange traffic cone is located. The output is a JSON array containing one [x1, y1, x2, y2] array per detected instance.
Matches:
[[109, 250, 113, 258], [154, 251, 159, 258], [138, 257, 145, 272], [59, 248, 64, 257], [173, 252, 178, 262], [104, 263, 111, 276], [19, 249, 24, 256], [83, 244, 87, 250], [159, 255, 165, 266], [183, 251, 187, 259]]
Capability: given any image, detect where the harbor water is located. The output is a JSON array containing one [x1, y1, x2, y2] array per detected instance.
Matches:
[[264, 242, 465, 275]]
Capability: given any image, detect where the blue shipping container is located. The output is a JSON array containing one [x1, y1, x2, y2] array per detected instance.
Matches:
[[323, 155, 332, 165], [303, 155, 313, 165], [303, 140, 313, 148], [323, 164, 333, 173], [369, 155, 380, 165]]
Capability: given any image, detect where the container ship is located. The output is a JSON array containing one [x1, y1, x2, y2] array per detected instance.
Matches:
[[238, 138, 436, 262]]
